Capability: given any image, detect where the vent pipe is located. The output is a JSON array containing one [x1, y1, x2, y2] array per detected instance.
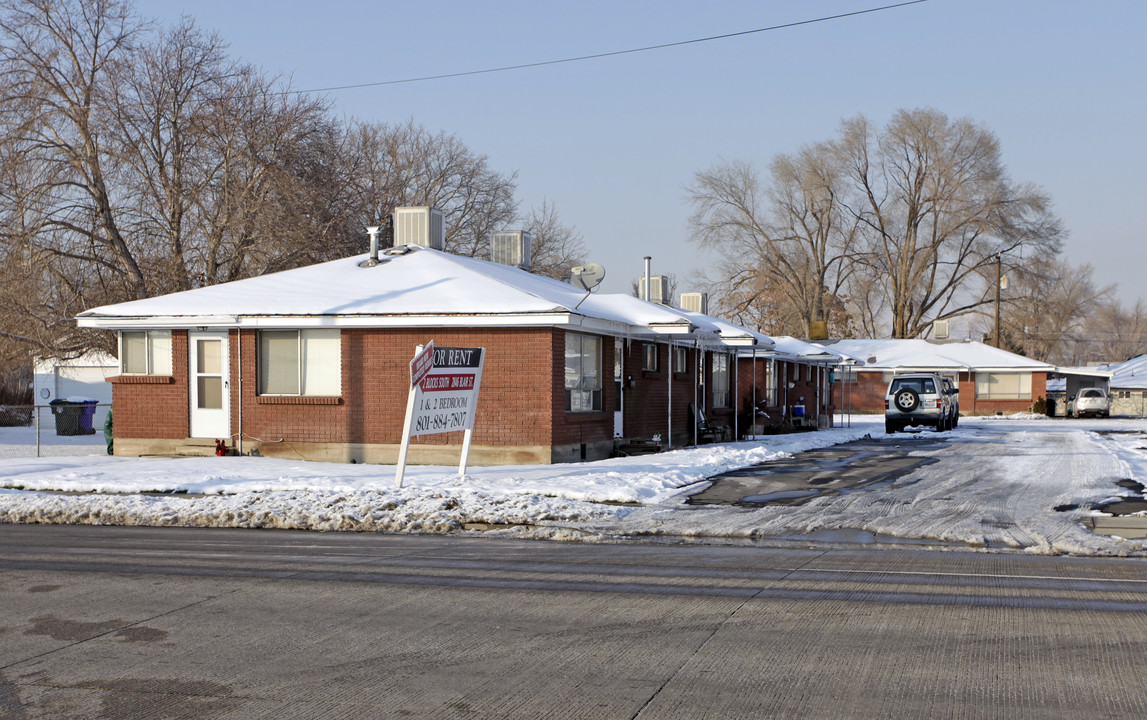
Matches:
[[644, 256, 652, 304], [360, 226, 381, 267], [360, 216, 394, 268], [367, 226, 381, 262]]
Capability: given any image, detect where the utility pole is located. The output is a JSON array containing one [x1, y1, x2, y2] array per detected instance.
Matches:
[[995, 254, 1002, 348]]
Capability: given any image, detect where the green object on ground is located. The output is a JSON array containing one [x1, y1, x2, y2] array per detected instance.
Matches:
[[103, 407, 113, 455]]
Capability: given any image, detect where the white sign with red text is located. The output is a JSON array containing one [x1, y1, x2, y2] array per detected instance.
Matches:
[[396, 345, 486, 487], [410, 346, 484, 437]]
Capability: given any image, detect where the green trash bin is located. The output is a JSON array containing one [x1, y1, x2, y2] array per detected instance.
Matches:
[[49, 399, 82, 436]]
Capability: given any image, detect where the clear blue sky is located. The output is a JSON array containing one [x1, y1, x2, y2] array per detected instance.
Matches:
[[148, 0, 1146, 305]]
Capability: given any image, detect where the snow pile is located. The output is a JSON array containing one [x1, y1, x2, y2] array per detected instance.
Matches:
[[3, 417, 1147, 556], [0, 423, 874, 536]]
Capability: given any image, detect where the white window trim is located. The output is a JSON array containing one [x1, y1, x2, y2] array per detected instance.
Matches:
[[642, 343, 660, 372], [257, 329, 341, 396], [565, 332, 602, 413], [712, 353, 731, 409], [119, 330, 172, 375]]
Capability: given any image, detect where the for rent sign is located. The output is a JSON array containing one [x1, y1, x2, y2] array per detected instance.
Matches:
[[396, 344, 486, 487], [410, 346, 485, 437]]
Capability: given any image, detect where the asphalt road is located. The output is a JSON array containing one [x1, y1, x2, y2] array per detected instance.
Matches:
[[2, 525, 1147, 719]]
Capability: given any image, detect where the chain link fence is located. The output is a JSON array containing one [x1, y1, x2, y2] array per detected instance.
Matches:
[[0, 404, 110, 459]]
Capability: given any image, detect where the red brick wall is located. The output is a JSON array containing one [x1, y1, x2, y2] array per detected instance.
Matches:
[[109, 330, 190, 438], [843, 369, 1049, 416], [237, 327, 558, 448], [616, 341, 727, 446]]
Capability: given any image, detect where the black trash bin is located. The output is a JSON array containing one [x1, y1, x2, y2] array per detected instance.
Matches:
[[50, 399, 82, 436]]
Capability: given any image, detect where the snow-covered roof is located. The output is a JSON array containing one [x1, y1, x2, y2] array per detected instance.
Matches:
[[76, 247, 757, 347], [1103, 354, 1147, 390], [766, 336, 850, 364], [824, 339, 1055, 373]]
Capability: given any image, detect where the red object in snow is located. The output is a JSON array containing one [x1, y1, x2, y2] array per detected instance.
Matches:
[[215, 439, 227, 456]]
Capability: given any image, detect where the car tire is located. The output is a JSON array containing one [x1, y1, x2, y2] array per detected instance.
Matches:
[[894, 388, 919, 413], [952, 413, 959, 428]]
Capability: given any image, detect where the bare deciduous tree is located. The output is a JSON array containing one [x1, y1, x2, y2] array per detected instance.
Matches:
[[523, 199, 587, 279], [992, 256, 1111, 363], [688, 141, 859, 336], [1088, 298, 1147, 364], [687, 108, 1065, 339], [341, 119, 517, 258], [839, 108, 1063, 338]]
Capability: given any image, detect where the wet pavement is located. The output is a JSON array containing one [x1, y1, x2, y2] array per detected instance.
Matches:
[[687, 435, 948, 507]]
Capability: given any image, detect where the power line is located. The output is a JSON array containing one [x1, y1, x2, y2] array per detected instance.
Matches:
[[295, 1, 931, 95]]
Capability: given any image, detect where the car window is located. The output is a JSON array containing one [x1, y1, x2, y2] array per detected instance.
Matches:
[[1081, 389, 1103, 398], [891, 378, 936, 394]]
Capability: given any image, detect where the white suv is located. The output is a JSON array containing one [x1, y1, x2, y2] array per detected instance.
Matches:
[[885, 373, 954, 433]]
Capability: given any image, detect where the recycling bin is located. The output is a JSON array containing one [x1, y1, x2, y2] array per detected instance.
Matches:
[[77, 399, 98, 434]]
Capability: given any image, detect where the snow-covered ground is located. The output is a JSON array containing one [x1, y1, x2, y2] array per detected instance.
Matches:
[[2, 416, 1146, 556]]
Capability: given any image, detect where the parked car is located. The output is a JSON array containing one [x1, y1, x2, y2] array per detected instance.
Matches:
[[940, 377, 959, 428], [1069, 388, 1110, 418], [885, 373, 954, 433]]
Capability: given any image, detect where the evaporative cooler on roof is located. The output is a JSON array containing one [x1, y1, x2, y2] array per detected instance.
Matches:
[[639, 276, 668, 304], [679, 292, 708, 314], [491, 231, 533, 270], [393, 207, 445, 250]]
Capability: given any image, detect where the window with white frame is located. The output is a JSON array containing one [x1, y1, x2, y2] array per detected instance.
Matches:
[[257, 329, 341, 395], [642, 342, 660, 372], [120, 330, 173, 375], [711, 353, 730, 408], [974, 372, 1031, 400], [673, 346, 688, 373], [565, 332, 602, 412]]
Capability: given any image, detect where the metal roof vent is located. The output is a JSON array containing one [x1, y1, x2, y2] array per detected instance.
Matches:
[[491, 230, 532, 270], [393, 207, 444, 250], [679, 292, 708, 314], [933, 319, 950, 340]]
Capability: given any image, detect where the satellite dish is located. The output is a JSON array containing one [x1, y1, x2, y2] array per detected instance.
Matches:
[[569, 263, 606, 291]]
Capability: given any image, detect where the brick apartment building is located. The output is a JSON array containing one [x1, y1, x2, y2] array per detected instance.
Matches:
[[78, 245, 837, 464], [822, 339, 1057, 416]]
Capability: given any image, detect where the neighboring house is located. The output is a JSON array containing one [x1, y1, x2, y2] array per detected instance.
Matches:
[[1100, 354, 1147, 416], [1045, 367, 1113, 416], [822, 339, 1057, 416], [33, 353, 117, 427], [77, 245, 828, 464]]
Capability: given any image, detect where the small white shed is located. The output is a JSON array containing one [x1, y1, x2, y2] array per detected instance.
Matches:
[[33, 353, 117, 427]]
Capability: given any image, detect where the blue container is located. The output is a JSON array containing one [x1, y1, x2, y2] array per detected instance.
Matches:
[[77, 400, 98, 434]]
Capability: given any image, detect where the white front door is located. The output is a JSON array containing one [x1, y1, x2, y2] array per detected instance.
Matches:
[[189, 331, 230, 439]]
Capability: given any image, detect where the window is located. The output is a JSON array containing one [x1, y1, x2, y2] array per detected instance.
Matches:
[[258, 329, 340, 395], [120, 330, 172, 375], [565, 332, 602, 412], [673, 346, 688, 373], [642, 343, 660, 372], [891, 377, 936, 394], [835, 367, 858, 383], [974, 372, 1032, 400], [711, 353, 730, 408]]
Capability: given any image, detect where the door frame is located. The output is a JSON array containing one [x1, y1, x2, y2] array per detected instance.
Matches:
[[188, 330, 231, 439]]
